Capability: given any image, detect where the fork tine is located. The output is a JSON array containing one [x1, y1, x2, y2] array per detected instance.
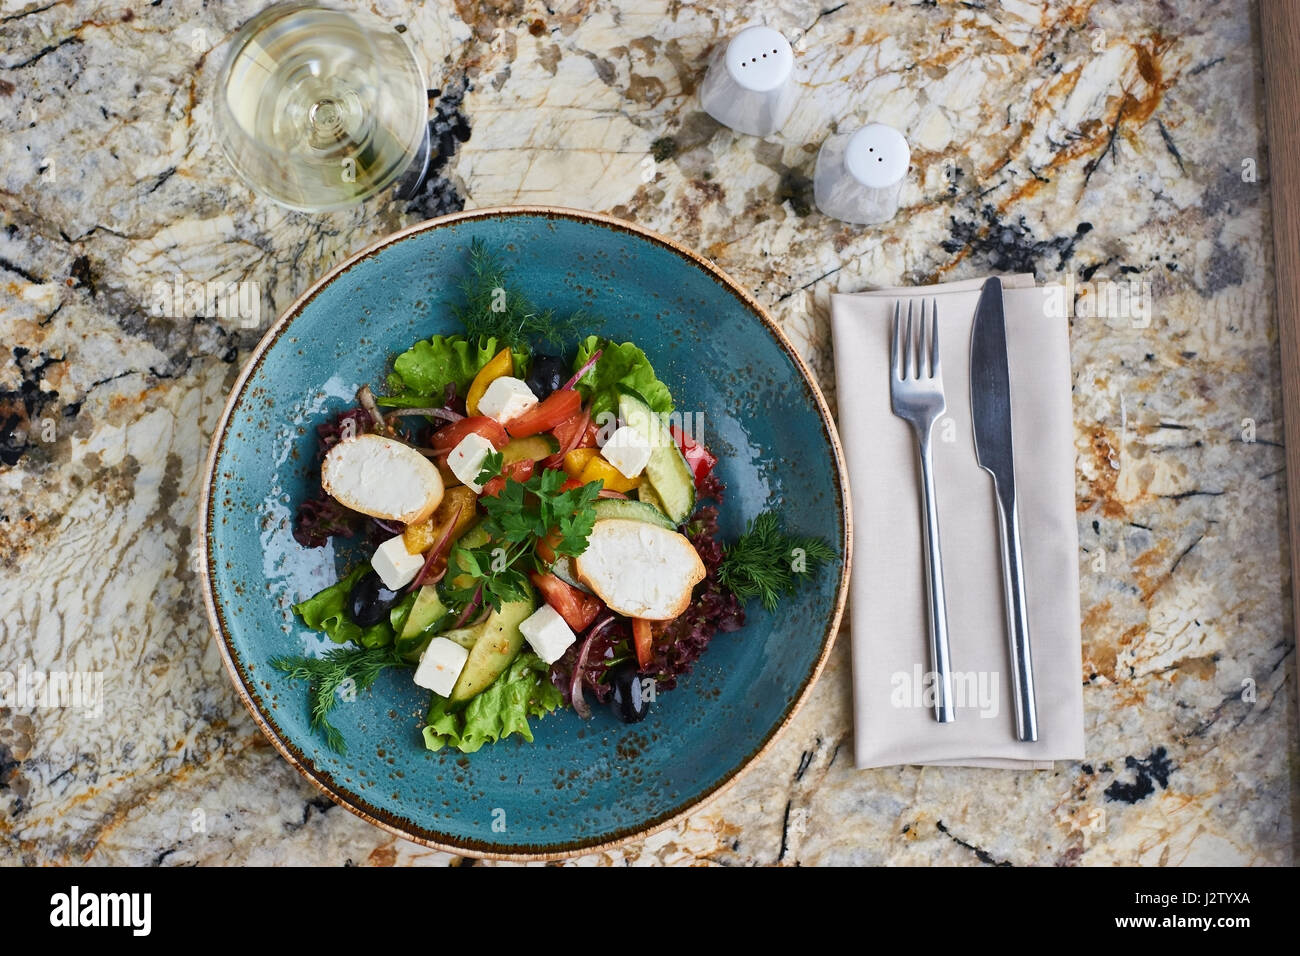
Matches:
[[891, 301, 901, 379], [917, 300, 928, 378], [905, 300, 915, 379], [930, 298, 940, 375]]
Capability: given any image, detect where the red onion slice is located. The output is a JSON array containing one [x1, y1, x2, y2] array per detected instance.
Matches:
[[454, 583, 483, 627], [372, 517, 405, 536], [569, 612, 616, 720], [407, 504, 463, 592], [386, 407, 465, 423], [561, 348, 602, 392]]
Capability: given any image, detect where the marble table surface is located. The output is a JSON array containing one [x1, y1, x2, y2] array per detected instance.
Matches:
[[1, 0, 1295, 866]]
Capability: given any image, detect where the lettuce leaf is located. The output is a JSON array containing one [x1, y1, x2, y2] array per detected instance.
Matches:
[[387, 334, 524, 399], [421, 652, 564, 753], [291, 565, 405, 648], [572, 335, 674, 420]]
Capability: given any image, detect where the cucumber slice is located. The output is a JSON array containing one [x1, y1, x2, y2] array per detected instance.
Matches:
[[396, 585, 451, 662], [402, 623, 478, 665], [645, 448, 695, 524], [551, 555, 594, 593], [636, 482, 668, 516], [449, 590, 536, 703], [501, 434, 558, 465], [447, 524, 492, 592], [616, 386, 695, 524], [458, 524, 491, 549], [400, 586, 447, 640], [591, 497, 677, 530], [435, 625, 481, 651]]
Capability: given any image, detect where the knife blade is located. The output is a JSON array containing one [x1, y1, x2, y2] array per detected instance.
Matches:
[[969, 277, 1040, 743]]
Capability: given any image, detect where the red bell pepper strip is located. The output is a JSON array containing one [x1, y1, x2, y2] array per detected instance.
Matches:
[[669, 425, 717, 483]]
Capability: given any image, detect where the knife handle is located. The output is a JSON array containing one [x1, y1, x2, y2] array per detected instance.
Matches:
[[917, 439, 956, 723], [993, 488, 1039, 742]]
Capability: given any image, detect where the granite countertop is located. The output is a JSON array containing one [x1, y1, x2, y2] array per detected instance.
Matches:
[[1, 0, 1294, 865]]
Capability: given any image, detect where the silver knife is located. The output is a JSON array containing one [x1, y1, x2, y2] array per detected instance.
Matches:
[[969, 277, 1039, 743]]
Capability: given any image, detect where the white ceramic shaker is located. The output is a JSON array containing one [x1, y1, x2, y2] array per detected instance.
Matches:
[[813, 123, 910, 224], [699, 25, 798, 137]]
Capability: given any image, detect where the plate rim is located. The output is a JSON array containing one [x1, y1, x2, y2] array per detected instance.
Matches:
[[198, 204, 853, 861]]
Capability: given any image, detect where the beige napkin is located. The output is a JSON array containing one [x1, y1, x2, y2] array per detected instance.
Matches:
[[830, 275, 1085, 769]]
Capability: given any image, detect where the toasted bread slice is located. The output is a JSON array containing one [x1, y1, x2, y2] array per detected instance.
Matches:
[[321, 433, 444, 525], [573, 518, 706, 620]]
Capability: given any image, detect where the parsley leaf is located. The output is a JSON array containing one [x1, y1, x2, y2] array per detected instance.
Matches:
[[474, 450, 504, 487], [445, 470, 602, 613]]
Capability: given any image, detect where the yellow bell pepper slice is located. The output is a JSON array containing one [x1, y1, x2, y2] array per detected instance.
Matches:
[[465, 348, 514, 417], [578, 454, 643, 493], [403, 486, 479, 554], [563, 447, 600, 478]]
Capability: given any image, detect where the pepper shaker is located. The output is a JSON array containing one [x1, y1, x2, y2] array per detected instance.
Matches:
[[699, 25, 798, 137], [813, 123, 910, 225]]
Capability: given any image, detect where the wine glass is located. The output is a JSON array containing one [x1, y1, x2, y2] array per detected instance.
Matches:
[[213, 2, 430, 212]]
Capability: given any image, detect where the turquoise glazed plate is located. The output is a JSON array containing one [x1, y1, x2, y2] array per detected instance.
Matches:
[[200, 207, 850, 860]]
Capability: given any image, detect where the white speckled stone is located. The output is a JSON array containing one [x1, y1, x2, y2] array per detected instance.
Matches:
[[0, 0, 1292, 866]]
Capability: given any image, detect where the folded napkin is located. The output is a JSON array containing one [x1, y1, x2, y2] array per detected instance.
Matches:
[[830, 275, 1085, 769]]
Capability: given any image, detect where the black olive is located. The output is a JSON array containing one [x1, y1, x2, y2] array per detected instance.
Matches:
[[608, 660, 650, 723], [349, 570, 402, 627], [525, 354, 568, 400]]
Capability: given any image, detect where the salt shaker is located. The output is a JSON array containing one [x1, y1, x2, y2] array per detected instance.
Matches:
[[813, 123, 910, 225], [699, 25, 798, 137]]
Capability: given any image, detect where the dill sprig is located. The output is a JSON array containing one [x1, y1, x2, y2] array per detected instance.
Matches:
[[717, 511, 836, 612], [451, 239, 579, 353], [271, 645, 410, 753]]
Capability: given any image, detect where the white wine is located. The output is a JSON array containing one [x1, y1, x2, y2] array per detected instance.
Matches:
[[215, 3, 428, 212]]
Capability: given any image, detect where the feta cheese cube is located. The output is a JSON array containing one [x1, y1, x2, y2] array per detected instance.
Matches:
[[413, 637, 469, 697], [478, 376, 538, 425], [371, 534, 424, 590], [600, 425, 653, 478], [519, 604, 577, 665], [447, 432, 496, 492]]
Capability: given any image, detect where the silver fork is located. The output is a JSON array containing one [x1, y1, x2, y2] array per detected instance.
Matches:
[[890, 299, 956, 723]]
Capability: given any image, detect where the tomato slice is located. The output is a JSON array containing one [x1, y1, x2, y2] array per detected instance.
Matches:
[[480, 457, 534, 498], [632, 618, 654, 671], [432, 416, 509, 453], [506, 389, 582, 438], [552, 408, 590, 451], [543, 408, 602, 470], [530, 571, 601, 631]]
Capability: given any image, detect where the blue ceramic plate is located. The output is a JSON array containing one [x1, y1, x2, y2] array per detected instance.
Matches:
[[201, 207, 850, 859]]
